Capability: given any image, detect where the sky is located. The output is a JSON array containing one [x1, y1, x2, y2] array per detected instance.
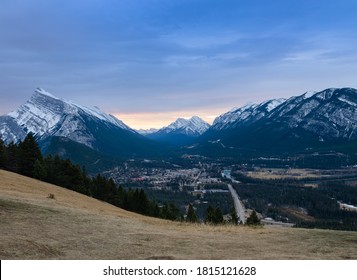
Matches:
[[1, 0, 357, 129]]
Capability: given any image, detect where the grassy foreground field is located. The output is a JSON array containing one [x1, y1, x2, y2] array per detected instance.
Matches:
[[1, 169, 357, 260]]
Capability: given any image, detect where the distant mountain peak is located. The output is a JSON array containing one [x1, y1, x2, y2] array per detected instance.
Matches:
[[160, 116, 210, 136], [136, 128, 159, 135], [146, 115, 211, 145]]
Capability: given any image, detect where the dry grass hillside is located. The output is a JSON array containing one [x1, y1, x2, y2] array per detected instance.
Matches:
[[1, 169, 357, 260]]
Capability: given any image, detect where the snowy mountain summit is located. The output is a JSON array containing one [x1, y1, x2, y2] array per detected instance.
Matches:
[[0, 88, 133, 147], [158, 116, 210, 136], [136, 128, 159, 135], [147, 116, 210, 146]]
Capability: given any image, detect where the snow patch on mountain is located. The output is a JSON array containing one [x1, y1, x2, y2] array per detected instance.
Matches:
[[212, 98, 286, 130], [263, 98, 286, 112], [33, 87, 59, 99], [338, 97, 357, 107], [303, 91, 317, 99]]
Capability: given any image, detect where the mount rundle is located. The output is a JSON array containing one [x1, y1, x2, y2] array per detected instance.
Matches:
[[0, 88, 160, 158], [0, 88, 133, 145]]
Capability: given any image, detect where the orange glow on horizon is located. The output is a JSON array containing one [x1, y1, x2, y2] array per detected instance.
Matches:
[[111, 109, 224, 130]]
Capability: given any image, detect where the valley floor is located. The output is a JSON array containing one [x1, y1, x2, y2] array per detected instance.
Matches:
[[1, 169, 357, 260]]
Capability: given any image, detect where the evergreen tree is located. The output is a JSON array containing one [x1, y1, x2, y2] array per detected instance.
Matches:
[[0, 139, 5, 168], [160, 202, 180, 221], [134, 189, 150, 214], [126, 188, 136, 211], [4, 142, 19, 172], [33, 159, 47, 180], [246, 210, 261, 226], [149, 201, 161, 218], [117, 185, 127, 207], [168, 203, 181, 221], [214, 207, 224, 224], [204, 205, 215, 224], [18, 133, 43, 177], [186, 204, 198, 223], [205, 205, 224, 225], [81, 166, 92, 195], [230, 207, 238, 225], [160, 202, 171, 220]]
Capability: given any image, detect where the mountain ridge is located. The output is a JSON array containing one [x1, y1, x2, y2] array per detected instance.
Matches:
[[1, 87, 357, 162], [0, 88, 134, 145], [0, 88, 166, 161], [196, 87, 357, 157]]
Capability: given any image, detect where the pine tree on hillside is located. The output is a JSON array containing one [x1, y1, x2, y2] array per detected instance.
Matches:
[[214, 207, 224, 224], [150, 202, 161, 218], [204, 205, 224, 225], [18, 133, 43, 177], [169, 203, 181, 221], [116, 185, 127, 207], [186, 204, 198, 223], [160, 202, 181, 221], [230, 207, 238, 225], [0, 139, 5, 168], [4, 142, 19, 172], [33, 159, 47, 180], [246, 210, 261, 226], [135, 189, 150, 214], [204, 205, 215, 224]]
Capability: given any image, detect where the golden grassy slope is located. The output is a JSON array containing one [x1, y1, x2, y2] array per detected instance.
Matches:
[[1, 169, 357, 260]]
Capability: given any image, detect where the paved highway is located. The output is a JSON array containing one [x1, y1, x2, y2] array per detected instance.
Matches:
[[227, 184, 246, 224]]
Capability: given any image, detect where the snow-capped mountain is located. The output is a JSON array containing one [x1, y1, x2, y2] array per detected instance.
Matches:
[[212, 98, 286, 130], [158, 116, 210, 136], [2, 87, 357, 161], [0, 88, 163, 160], [0, 88, 133, 146], [268, 88, 357, 140], [147, 116, 210, 145], [136, 128, 159, 135], [200, 88, 357, 154]]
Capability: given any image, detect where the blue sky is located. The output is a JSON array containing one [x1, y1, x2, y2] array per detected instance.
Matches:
[[1, 0, 357, 128]]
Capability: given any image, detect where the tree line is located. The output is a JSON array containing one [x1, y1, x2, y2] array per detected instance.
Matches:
[[186, 204, 260, 226], [0, 134, 181, 220], [0, 134, 262, 226], [231, 171, 357, 231]]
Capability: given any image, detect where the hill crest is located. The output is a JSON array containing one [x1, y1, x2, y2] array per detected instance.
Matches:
[[1, 169, 357, 260]]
